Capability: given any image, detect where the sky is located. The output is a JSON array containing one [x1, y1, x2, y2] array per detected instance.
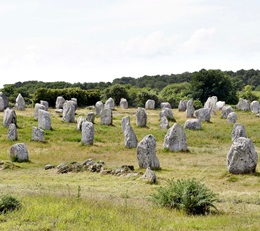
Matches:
[[0, 0, 260, 88]]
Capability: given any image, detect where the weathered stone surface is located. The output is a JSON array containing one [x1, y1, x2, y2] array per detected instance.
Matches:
[[250, 101, 260, 113], [38, 109, 51, 130], [34, 103, 46, 119], [77, 116, 86, 131], [142, 167, 156, 184], [120, 98, 128, 109], [86, 112, 95, 123], [237, 98, 250, 111], [231, 123, 247, 141], [145, 99, 155, 110], [227, 137, 258, 174], [160, 116, 170, 129], [0, 97, 4, 112], [45, 164, 54, 170], [95, 101, 103, 115], [216, 101, 225, 110], [221, 106, 234, 119], [10, 143, 29, 162], [122, 116, 130, 132], [186, 99, 195, 118], [40, 100, 49, 111], [123, 122, 138, 148], [184, 119, 201, 130], [195, 108, 211, 122], [160, 102, 171, 109], [71, 98, 77, 110], [15, 94, 25, 111], [136, 107, 147, 127], [160, 108, 175, 121], [136, 134, 160, 170], [100, 108, 112, 125], [163, 123, 188, 152], [8, 123, 18, 141], [204, 96, 218, 114], [178, 100, 187, 112], [32, 127, 44, 142], [104, 97, 115, 110], [0, 92, 9, 109], [227, 112, 237, 123], [81, 121, 94, 145], [62, 101, 75, 123], [55, 96, 66, 109], [3, 108, 16, 127]]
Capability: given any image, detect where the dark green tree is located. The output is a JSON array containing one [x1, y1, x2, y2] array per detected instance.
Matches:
[[101, 84, 129, 105]]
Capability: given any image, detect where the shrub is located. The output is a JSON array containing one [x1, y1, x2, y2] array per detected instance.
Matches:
[[0, 195, 21, 214], [151, 178, 218, 215]]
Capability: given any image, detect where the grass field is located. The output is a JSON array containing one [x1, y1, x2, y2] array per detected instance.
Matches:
[[0, 106, 259, 230]]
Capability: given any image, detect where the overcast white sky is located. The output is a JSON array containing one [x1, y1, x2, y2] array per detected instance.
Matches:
[[0, 0, 260, 88]]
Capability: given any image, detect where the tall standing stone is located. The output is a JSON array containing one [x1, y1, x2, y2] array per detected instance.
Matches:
[[81, 121, 94, 145], [163, 123, 188, 152], [122, 116, 130, 132], [227, 137, 258, 174], [100, 108, 112, 125], [120, 98, 128, 109], [186, 99, 195, 118], [40, 100, 49, 111], [0, 97, 5, 112], [3, 108, 16, 127], [8, 123, 18, 141], [104, 97, 115, 110], [15, 94, 25, 111], [178, 100, 187, 112], [250, 101, 260, 113], [34, 103, 46, 119], [95, 101, 103, 115], [55, 96, 66, 109], [195, 108, 211, 122], [123, 122, 138, 148], [71, 98, 77, 110], [145, 99, 155, 110], [231, 123, 247, 141], [62, 101, 75, 123], [136, 107, 147, 127], [136, 134, 160, 170], [204, 96, 218, 114], [10, 143, 29, 162], [38, 109, 51, 130], [32, 127, 44, 142], [0, 92, 9, 109]]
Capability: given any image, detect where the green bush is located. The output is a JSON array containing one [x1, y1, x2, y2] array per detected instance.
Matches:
[[0, 195, 21, 214], [151, 178, 218, 215]]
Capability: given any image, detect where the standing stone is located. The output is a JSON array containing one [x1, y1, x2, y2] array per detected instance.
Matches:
[[0, 97, 5, 112], [77, 116, 86, 131], [95, 101, 103, 115], [160, 102, 171, 109], [250, 101, 260, 113], [38, 110, 51, 130], [3, 108, 16, 127], [204, 96, 218, 114], [186, 99, 195, 118], [15, 94, 25, 111], [159, 108, 175, 121], [104, 97, 115, 110], [184, 119, 201, 130], [62, 101, 75, 123], [71, 98, 77, 110], [0, 92, 9, 109], [40, 100, 49, 111], [160, 116, 170, 129], [178, 100, 188, 112], [142, 167, 156, 184], [32, 127, 44, 142], [237, 98, 250, 111], [227, 112, 237, 123], [145, 99, 155, 110], [55, 96, 66, 109], [81, 121, 94, 145], [122, 116, 130, 132], [136, 107, 147, 127], [34, 103, 46, 119], [100, 108, 112, 125], [86, 112, 95, 123], [8, 123, 18, 141], [221, 106, 234, 119], [231, 123, 247, 141], [216, 101, 225, 110], [123, 122, 138, 148], [136, 134, 160, 170], [10, 143, 29, 162], [195, 108, 211, 122], [120, 98, 128, 109], [227, 137, 258, 174], [163, 123, 188, 152]]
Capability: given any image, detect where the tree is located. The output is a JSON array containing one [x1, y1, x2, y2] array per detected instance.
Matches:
[[190, 69, 238, 104], [101, 84, 129, 105]]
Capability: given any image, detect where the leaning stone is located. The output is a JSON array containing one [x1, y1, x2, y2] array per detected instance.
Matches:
[[55, 96, 66, 109], [8, 123, 18, 141], [250, 101, 260, 113], [86, 112, 95, 123], [136, 134, 160, 170], [95, 101, 103, 115], [120, 98, 128, 109], [81, 121, 94, 145], [221, 106, 234, 119], [123, 122, 138, 148], [40, 100, 49, 111], [160, 116, 170, 129], [0, 92, 9, 109], [186, 99, 195, 118], [142, 167, 156, 184], [160, 108, 175, 121], [145, 99, 155, 109], [104, 97, 115, 110], [3, 108, 16, 127], [15, 94, 25, 111], [77, 116, 86, 131], [163, 123, 188, 152], [178, 100, 188, 112], [184, 119, 201, 130], [227, 137, 258, 174], [136, 107, 147, 127], [160, 102, 171, 109], [38, 110, 51, 130], [122, 116, 130, 132], [195, 108, 211, 122], [10, 143, 29, 162], [231, 123, 247, 141], [100, 108, 113, 125], [237, 98, 250, 111], [32, 127, 44, 142], [34, 103, 45, 119], [62, 101, 75, 123], [227, 112, 237, 123]]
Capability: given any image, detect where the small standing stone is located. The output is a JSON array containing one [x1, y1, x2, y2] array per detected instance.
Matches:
[[86, 112, 95, 123], [55, 96, 66, 109], [0, 92, 9, 109], [10, 143, 29, 162], [231, 123, 247, 141], [195, 108, 211, 122], [95, 101, 103, 115], [3, 108, 16, 127], [159, 108, 175, 121], [32, 127, 44, 142], [120, 98, 128, 109], [123, 122, 138, 148], [77, 116, 86, 131], [216, 101, 225, 110], [8, 123, 18, 141], [142, 167, 156, 184], [0, 97, 4, 112], [160, 102, 171, 109], [250, 101, 260, 113], [81, 121, 94, 145], [221, 106, 234, 119], [100, 108, 113, 125], [145, 99, 155, 110], [38, 109, 51, 130], [204, 96, 218, 115], [15, 94, 25, 111], [104, 97, 115, 110], [178, 100, 188, 112], [122, 116, 130, 132], [40, 100, 49, 111], [136, 107, 147, 127], [34, 103, 46, 119], [237, 98, 250, 111], [227, 112, 237, 123], [186, 99, 195, 118], [62, 101, 75, 123], [160, 116, 170, 129]]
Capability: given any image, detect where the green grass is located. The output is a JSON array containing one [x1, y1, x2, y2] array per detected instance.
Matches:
[[0, 107, 259, 230]]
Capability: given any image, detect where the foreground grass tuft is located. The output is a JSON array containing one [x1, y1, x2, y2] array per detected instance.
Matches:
[[0, 195, 21, 214]]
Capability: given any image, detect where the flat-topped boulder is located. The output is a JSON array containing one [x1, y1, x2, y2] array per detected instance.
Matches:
[[184, 119, 201, 130]]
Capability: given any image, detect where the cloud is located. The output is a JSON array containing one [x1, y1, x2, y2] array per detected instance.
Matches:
[[0, 3, 16, 15]]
